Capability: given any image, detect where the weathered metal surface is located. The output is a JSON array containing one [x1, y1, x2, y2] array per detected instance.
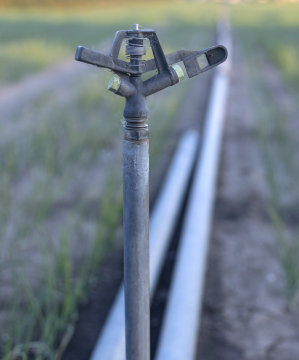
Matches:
[[121, 29, 151, 359], [123, 136, 150, 360]]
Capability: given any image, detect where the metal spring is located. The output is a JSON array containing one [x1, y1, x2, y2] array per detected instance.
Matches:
[[125, 38, 147, 67]]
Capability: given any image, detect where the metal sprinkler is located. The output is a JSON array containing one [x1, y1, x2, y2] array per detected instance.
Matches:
[[75, 24, 227, 360]]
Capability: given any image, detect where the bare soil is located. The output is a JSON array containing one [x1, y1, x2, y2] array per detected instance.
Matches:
[[197, 42, 299, 360]]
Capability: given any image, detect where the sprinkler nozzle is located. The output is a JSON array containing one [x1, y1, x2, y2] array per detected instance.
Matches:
[[108, 76, 121, 93]]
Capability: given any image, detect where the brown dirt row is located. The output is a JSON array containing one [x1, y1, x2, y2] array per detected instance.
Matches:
[[197, 40, 299, 360]]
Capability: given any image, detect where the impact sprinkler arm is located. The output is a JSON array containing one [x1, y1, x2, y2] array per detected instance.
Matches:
[[75, 31, 227, 78], [75, 24, 227, 360]]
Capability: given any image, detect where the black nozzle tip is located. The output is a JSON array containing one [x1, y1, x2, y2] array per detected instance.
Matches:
[[206, 45, 228, 66], [75, 46, 84, 61]]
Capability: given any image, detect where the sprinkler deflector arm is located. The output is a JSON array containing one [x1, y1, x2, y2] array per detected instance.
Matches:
[[75, 25, 227, 360], [75, 44, 227, 79]]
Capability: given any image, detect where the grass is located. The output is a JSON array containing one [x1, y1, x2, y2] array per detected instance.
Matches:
[[0, 4, 214, 358], [232, 3, 299, 309], [231, 3, 299, 92]]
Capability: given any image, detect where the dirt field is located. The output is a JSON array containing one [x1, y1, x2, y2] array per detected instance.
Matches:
[[197, 41, 299, 360]]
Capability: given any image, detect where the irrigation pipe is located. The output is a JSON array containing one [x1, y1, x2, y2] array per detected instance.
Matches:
[[90, 130, 199, 360], [155, 19, 232, 360]]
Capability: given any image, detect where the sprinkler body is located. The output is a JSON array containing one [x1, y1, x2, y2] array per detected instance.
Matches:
[[75, 24, 227, 360]]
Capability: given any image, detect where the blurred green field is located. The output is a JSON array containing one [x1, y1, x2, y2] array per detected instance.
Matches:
[[0, 3, 216, 359], [1, 2, 299, 359], [0, 3, 217, 84], [2, 3, 299, 86], [231, 3, 299, 309], [231, 3, 299, 88]]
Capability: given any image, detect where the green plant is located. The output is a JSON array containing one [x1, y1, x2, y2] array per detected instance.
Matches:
[[256, 91, 299, 310], [269, 207, 299, 310]]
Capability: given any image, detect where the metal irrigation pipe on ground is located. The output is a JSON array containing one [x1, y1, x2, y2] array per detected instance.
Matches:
[[90, 130, 198, 360], [155, 19, 232, 360]]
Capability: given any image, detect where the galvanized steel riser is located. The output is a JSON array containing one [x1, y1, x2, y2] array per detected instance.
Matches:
[[123, 124, 150, 360]]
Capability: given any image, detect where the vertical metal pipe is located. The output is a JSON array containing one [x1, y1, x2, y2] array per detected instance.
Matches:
[[122, 28, 150, 360], [123, 125, 150, 360]]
